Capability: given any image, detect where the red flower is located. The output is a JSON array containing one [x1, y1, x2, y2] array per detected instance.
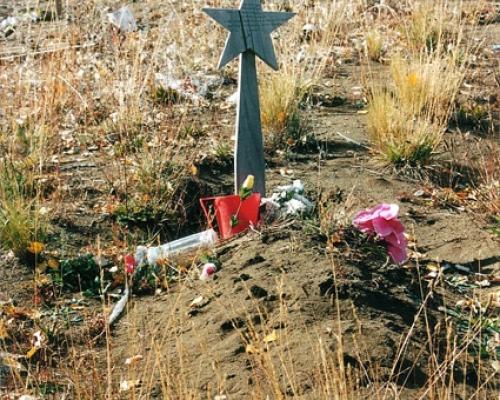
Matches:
[[124, 254, 137, 274]]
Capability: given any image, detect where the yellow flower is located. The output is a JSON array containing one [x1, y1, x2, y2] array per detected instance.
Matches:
[[242, 175, 254, 190]]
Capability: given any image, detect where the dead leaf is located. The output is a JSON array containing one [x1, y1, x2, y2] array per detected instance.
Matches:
[[279, 168, 294, 177], [330, 233, 342, 245], [124, 355, 143, 365], [1, 354, 25, 371], [263, 330, 278, 343], [426, 262, 440, 272], [35, 272, 52, 287], [3, 305, 37, 319], [0, 319, 9, 339], [47, 257, 59, 270], [27, 242, 44, 255], [26, 347, 39, 359], [189, 296, 204, 308], [120, 379, 141, 392], [245, 344, 260, 355], [36, 261, 47, 274]]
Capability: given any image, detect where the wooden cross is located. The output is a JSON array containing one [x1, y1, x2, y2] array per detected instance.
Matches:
[[203, 0, 295, 196]]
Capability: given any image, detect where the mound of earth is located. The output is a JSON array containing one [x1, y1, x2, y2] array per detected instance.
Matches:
[[107, 213, 497, 399]]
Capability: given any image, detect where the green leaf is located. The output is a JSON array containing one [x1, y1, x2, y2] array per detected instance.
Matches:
[[230, 215, 239, 227], [238, 186, 253, 201]]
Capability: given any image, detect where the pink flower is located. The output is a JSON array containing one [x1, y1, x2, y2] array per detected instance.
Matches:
[[124, 254, 137, 274], [353, 203, 407, 264], [199, 263, 217, 281]]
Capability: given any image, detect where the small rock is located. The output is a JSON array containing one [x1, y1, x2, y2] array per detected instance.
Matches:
[[189, 295, 205, 308], [220, 317, 245, 333], [234, 273, 251, 282], [0, 17, 17, 38], [250, 285, 268, 299], [242, 254, 266, 268], [475, 279, 490, 288], [265, 294, 278, 302], [188, 309, 201, 317]]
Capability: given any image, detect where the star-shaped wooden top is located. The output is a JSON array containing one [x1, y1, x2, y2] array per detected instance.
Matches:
[[203, 0, 295, 70]]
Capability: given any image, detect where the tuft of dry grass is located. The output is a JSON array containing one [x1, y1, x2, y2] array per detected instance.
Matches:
[[365, 29, 385, 62], [0, 125, 50, 258], [367, 52, 465, 166], [260, 72, 310, 147], [0, 195, 46, 258]]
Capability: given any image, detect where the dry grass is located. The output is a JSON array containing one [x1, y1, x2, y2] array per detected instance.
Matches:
[[0, 195, 45, 258], [365, 29, 385, 62], [370, 0, 479, 164], [4, 257, 495, 399], [0, 0, 498, 398], [367, 52, 465, 166], [260, 72, 308, 146], [402, 0, 463, 53], [260, 0, 353, 147], [0, 123, 50, 257]]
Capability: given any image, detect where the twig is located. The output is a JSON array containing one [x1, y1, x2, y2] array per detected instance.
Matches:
[[0, 42, 97, 61], [334, 131, 369, 149], [108, 287, 129, 327]]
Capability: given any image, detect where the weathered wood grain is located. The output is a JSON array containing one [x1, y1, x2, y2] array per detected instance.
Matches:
[[202, 8, 246, 68], [235, 51, 265, 195]]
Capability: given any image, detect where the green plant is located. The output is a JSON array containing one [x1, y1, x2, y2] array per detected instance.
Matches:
[[151, 85, 180, 105], [50, 254, 107, 295], [456, 103, 491, 131], [179, 123, 206, 140], [487, 215, 500, 238], [212, 140, 233, 161], [440, 305, 499, 359], [0, 158, 47, 258]]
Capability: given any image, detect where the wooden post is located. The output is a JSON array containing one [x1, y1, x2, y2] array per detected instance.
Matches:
[[203, 0, 295, 197], [235, 51, 265, 196]]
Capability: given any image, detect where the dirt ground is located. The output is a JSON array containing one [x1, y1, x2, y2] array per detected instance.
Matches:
[[0, 1, 499, 399], [104, 113, 499, 399]]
